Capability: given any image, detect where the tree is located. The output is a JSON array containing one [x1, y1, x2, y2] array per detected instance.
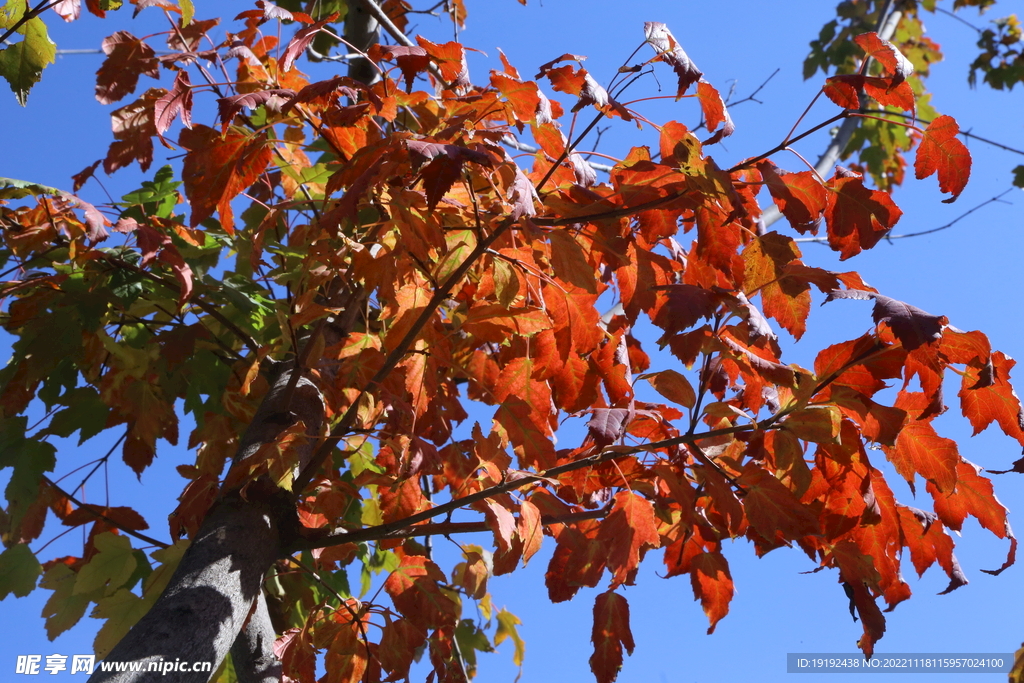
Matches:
[[1, 1, 1024, 682]]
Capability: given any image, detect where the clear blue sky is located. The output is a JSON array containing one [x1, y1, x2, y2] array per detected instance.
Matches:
[[3, 1, 1024, 681]]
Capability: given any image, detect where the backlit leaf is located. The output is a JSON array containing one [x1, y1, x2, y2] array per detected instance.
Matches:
[[915, 115, 971, 202], [589, 591, 634, 683]]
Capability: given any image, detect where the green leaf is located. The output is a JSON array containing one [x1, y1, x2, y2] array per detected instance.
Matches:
[[0, 15, 55, 106], [120, 166, 182, 219], [0, 176, 62, 199], [179, 0, 194, 26], [0, 425, 56, 530], [92, 588, 149, 660], [74, 532, 138, 595], [455, 618, 495, 676], [1013, 165, 1024, 189], [143, 540, 189, 597], [495, 608, 525, 668], [40, 564, 91, 639], [0, 543, 41, 599], [44, 387, 111, 444]]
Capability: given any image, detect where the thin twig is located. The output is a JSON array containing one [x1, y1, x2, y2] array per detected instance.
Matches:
[[43, 476, 171, 549], [794, 189, 1015, 243], [0, 0, 60, 45]]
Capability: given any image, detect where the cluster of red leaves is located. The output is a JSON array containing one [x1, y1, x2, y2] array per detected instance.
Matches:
[[0, 6, 1019, 683]]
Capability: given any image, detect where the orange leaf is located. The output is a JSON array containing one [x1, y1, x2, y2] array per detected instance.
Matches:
[[695, 79, 734, 143], [641, 369, 696, 408], [383, 555, 459, 630], [518, 499, 543, 566], [928, 460, 1009, 536], [179, 125, 273, 234], [884, 420, 959, 493], [915, 115, 971, 203], [854, 32, 914, 87], [824, 168, 903, 260], [959, 351, 1024, 445], [737, 464, 820, 542], [689, 550, 734, 634], [758, 163, 827, 233], [597, 491, 661, 586]]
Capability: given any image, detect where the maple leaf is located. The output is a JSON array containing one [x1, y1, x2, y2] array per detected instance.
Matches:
[[928, 459, 1010, 537], [855, 32, 914, 88], [915, 115, 971, 203], [95, 31, 158, 105], [588, 408, 630, 447], [823, 74, 916, 113], [217, 89, 294, 129], [757, 162, 826, 233], [738, 463, 820, 542], [417, 36, 470, 88], [825, 289, 946, 351], [596, 491, 660, 587], [153, 70, 193, 136], [689, 551, 734, 635], [384, 555, 459, 630], [280, 14, 336, 72], [104, 89, 164, 174], [695, 80, 735, 144], [179, 124, 273, 234], [589, 591, 634, 683], [959, 351, 1024, 445], [823, 167, 903, 259], [884, 417, 960, 494], [644, 22, 702, 96]]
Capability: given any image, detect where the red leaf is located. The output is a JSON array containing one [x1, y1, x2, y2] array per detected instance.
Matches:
[[928, 459, 1010, 537], [689, 551, 734, 634], [588, 408, 630, 447], [383, 555, 459, 630], [71, 160, 102, 193], [959, 351, 1024, 445], [757, 163, 826, 233], [824, 290, 945, 351], [95, 31, 158, 105], [644, 22, 702, 96], [179, 125, 273, 234], [823, 167, 903, 259], [490, 72, 541, 124], [823, 75, 861, 110], [217, 89, 295, 128], [417, 37, 469, 88], [854, 32, 914, 88], [535, 53, 588, 80], [823, 75, 915, 113], [518, 499, 543, 566], [589, 591, 635, 683], [370, 45, 430, 92], [915, 115, 971, 203], [696, 80, 735, 144], [280, 14, 336, 72], [274, 628, 316, 683], [104, 88, 163, 174], [596, 491, 661, 587], [508, 165, 538, 219], [737, 464, 819, 542], [482, 500, 517, 554], [884, 420, 959, 493], [154, 70, 193, 136]]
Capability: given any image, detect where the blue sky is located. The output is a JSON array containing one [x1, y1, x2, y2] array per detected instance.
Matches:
[[3, 1, 1024, 681]]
